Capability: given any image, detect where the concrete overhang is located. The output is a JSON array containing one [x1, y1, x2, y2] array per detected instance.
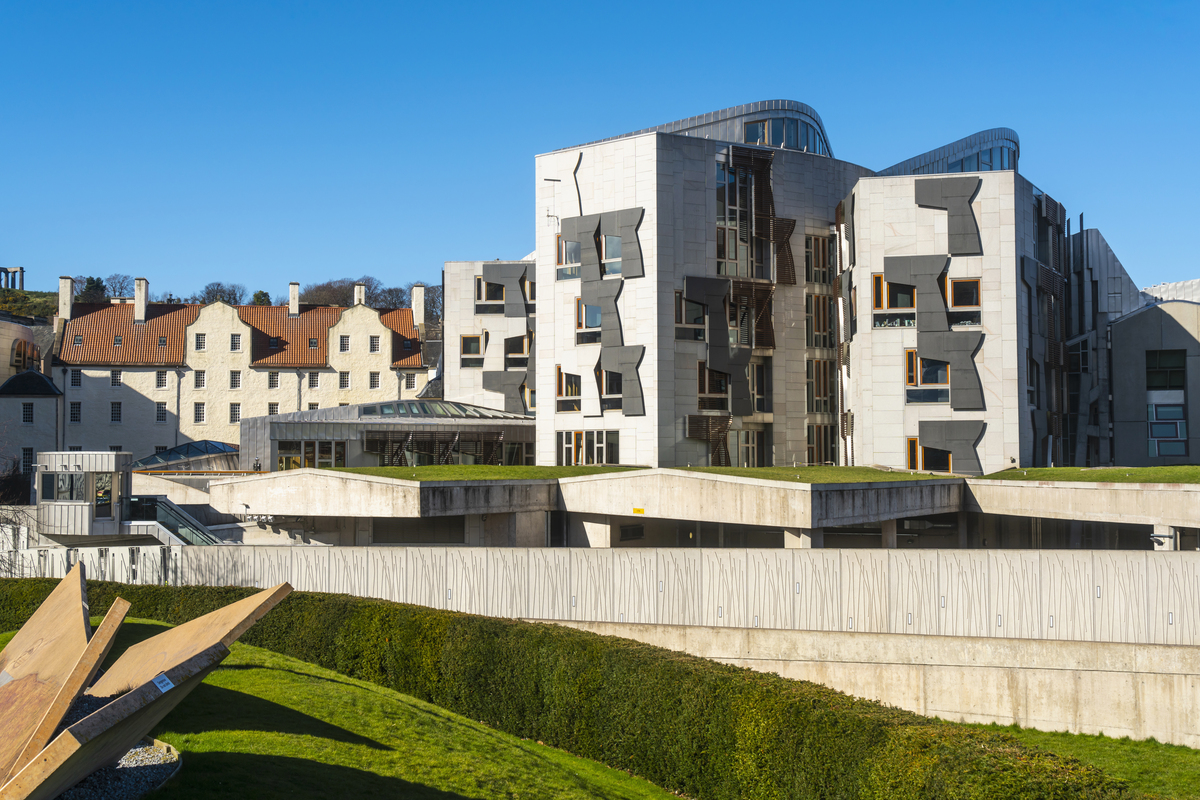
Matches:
[[557, 469, 962, 528], [965, 479, 1200, 528], [208, 469, 558, 518]]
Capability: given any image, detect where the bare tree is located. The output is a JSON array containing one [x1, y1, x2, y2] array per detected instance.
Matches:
[[374, 286, 408, 309], [194, 282, 247, 305], [417, 283, 443, 324], [299, 276, 408, 308], [105, 274, 134, 297]]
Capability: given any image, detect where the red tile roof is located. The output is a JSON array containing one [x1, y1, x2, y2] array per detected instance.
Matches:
[[57, 302, 425, 369], [59, 303, 201, 366]]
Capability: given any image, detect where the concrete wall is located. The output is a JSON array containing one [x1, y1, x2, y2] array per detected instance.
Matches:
[[966, 478, 1200, 529], [553, 621, 1200, 748]]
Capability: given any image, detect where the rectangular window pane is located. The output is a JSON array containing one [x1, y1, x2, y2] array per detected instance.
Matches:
[[888, 283, 914, 309], [952, 280, 980, 307]]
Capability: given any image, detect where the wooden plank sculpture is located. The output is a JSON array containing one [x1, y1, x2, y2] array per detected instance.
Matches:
[[0, 568, 292, 799]]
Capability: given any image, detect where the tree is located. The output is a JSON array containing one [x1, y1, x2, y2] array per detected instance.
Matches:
[[75, 277, 107, 303], [150, 291, 183, 304], [417, 282, 443, 324], [299, 276, 408, 308], [194, 282, 247, 305], [374, 286, 408, 309], [250, 290, 271, 306], [105, 274, 134, 297]]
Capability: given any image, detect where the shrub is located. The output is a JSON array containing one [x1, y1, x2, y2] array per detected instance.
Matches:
[[0, 579, 1134, 800]]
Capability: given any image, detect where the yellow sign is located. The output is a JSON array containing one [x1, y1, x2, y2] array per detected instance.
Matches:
[[632, 508, 644, 515]]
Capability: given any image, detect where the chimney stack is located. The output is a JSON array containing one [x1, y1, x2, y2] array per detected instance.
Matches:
[[289, 282, 300, 317], [58, 276, 74, 322], [134, 277, 148, 324], [411, 283, 425, 329], [353, 283, 366, 306]]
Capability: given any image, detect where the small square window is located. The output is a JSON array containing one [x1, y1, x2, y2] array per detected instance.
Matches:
[[156, 401, 167, 423], [158, 336, 167, 347], [308, 372, 319, 389], [73, 335, 82, 346], [404, 340, 412, 350], [339, 335, 350, 353], [309, 338, 318, 349], [109, 445, 122, 453], [308, 402, 319, 410], [268, 372, 280, 389], [369, 335, 380, 353], [269, 337, 279, 348], [339, 372, 350, 390], [156, 370, 167, 389], [113, 335, 122, 347], [194, 402, 206, 423], [110, 370, 122, 387], [194, 370, 206, 389], [22, 402, 33, 424], [195, 333, 206, 351], [110, 402, 122, 423], [951, 279, 981, 307], [461, 336, 481, 355], [155, 445, 168, 453], [70, 369, 81, 387], [230, 333, 242, 352], [230, 403, 241, 423], [68, 445, 82, 451], [69, 401, 81, 423], [268, 402, 279, 415], [369, 371, 380, 389]]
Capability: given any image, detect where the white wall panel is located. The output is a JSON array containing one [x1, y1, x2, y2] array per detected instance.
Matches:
[[134, 546, 166, 586], [889, 551, 939, 635], [746, 550, 792, 630], [447, 547, 490, 615], [989, 551, 1041, 639], [702, 549, 747, 627], [1040, 551, 1093, 641], [657, 549, 703, 627], [613, 548, 656, 624], [793, 550, 841, 632], [250, 546, 293, 591], [291, 546, 331, 593], [1094, 552, 1147, 644], [840, 550, 888, 633], [408, 547, 447, 609], [570, 549, 613, 622], [488, 548, 529, 619], [529, 548, 571, 620], [329, 547, 370, 597], [937, 550, 989, 637], [367, 547, 407, 602], [1148, 552, 1200, 646]]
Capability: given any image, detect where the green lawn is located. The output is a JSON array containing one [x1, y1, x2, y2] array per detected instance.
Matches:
[[675, 465, 950, 484], [967, 723, 1200, 800], [980, 466, 1200, 484], [334, 465, 641, 482], [0, 621, 678, 800]]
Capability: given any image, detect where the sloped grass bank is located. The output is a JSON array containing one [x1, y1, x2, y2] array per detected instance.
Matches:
[[1, 580, 1136, 799]]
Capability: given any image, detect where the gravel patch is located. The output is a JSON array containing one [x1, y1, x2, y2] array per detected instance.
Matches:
[[56, 743, 179, 800]]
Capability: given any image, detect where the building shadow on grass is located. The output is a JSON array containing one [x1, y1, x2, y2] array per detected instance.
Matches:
[[157, 682, 391, 750], [154, 752, 474, 799]]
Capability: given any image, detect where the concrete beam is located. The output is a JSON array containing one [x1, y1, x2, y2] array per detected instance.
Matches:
[[966, 478, 1200, 528]]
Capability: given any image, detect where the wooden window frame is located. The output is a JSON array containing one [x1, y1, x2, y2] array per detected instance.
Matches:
[[950, 278, 981, 308], [905, 349, 918, 386], [921, 447, 952, 473], [907, 438, 919, 470], [460, 334, 482, 356], [919, 357, 950, 386], [872, 274, 884, 310]]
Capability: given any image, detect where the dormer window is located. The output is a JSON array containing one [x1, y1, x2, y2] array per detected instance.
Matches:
[[404, 340, 412, 350], [73, 335, 82, 346], [113, 335, 122, 347], [158, 336, 167, 347], [269, 337, 279, 349], [308, 338, 318, 349]]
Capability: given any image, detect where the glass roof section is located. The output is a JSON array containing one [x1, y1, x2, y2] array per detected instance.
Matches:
[[131, 440, 239, 468], [359, 400, 529, 420]]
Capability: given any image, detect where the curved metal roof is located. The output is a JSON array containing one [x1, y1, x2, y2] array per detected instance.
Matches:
[[875, 128, 1020, 176], [131, 439, 239, 468]]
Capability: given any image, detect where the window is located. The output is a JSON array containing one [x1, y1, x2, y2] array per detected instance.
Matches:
[[268, 402, 279, 415], [806, 359, 835, 413], [907, 438, 919, 470], [309, 338, 318, 349], [110, 402, 122, 423], [555, 429, 619, 466], [601, 235, 622, 276], [308, 372, 319, 389], [308, 402, 319, 410], [269, 337, 279, 349], [921, 446, 952, 473], [405, 372, 416, 390], [339, 372, 350, 389], [557, 236, 582, 280], [872, 274, 884, 310], [21, 448, 33, 475], [339, 335, 350, 353], [698, 360, 730, 411], [806, 424, 837, 466], [156, 370, 167, 389], [195, 333, 206, 351], [41, 472, 86, 501], [369, 335, 380, 353], [194, 370, 206, 389], [485, 281, 505, 301], [905, 349, 918, 386], [523, 382, 536, 411], [230, 333, 242, 352], [403, 339, 412, 350], [370, 371, 380, 389], [230, 370, 241, 389], [69, 401, 81, 423], [158, 336, 167, 347], [110, 370, 122, 387], [230, 403, 241, 423], [1148, 402, 1188, 457], [194, 402, 206, 423], [68, 445, 82, 451], [556, 366, 582, 412], [1147, 350, 1186, 390], [951, 279, 980, 307], [905, 350, 951, 403], [575, 298, 602, 344], [73, 335, 83, 346], [156, 445, 168, 453], [70, 369, 81, 387], [806, 294, 834, 348], [21, 402, 33, 424], [804, 236, 835, 285], [156, 401, 167, 423], [598, 368, 623, 411], [675, 292, 706, 341], [620, 524, 645, 542], [461, 335, 483, 367], [109, 445, 122, 453], [113, 335, 122, 347], [268, 371, 280, 389], [887, 283, 914, 309]]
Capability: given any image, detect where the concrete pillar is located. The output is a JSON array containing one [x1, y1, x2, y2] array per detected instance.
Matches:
[[785, 528, 824, 549], [1153, 524, 1178, 551], [288, 282, 300, 317], [354, 518, 371, 546], [58, 276, 74, 321], [882, 519, 898, 549], [957, 510, 968, 549]]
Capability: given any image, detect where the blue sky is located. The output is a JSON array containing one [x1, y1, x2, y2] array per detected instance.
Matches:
[[1, 1, 1195, 296]]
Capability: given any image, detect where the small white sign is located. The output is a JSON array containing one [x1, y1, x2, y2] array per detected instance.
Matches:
[[152, 674, 175, 693]]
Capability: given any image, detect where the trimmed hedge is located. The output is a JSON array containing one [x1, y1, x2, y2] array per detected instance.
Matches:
[[1, 579, 1134, 800]]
